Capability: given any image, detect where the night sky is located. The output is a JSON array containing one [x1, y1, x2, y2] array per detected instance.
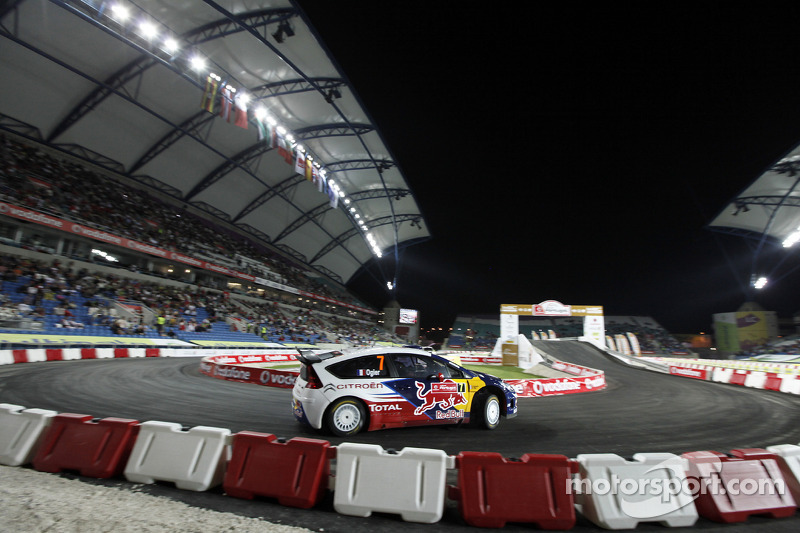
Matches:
[[296, 2, 800, 334]]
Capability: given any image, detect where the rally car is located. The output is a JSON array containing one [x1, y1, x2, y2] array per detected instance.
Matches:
[[292, 347, 517, 436]]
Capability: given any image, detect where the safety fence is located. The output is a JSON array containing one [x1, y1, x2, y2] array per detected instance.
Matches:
[[643, 357, 800, 395], [2, 403, 800, 529], [198, 351, 607, 398]]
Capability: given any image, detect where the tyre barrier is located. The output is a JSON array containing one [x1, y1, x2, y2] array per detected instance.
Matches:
[[3, 401, 800, 529]]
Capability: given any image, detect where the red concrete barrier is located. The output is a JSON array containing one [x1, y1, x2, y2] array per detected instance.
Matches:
[[12, 349, 27, 364], [45, 349, 63, 362], [683, 450, 796, 523], [114, 348, 129, 358], [32, 413, 140, 478], [764, 373, 784, 392], [223, 431, 333, 508], [145, 348, 160, 357], [80, 348, 96, 359], [729, 370, 749, 386], [448, 451, 578, 529]]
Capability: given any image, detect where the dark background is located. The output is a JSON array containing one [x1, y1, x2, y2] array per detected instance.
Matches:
[[296, 2, 800, 336]]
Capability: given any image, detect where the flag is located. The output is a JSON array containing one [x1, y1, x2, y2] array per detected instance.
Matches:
[[234, 93, 248, 129], [312, 165, 320, 188], [219, 86, 233, 122], [255, 115, 267, 142], [305, 157, 313, 181], [200, 75, 219, 113], [294, 148, 306, 176], [276, 134, 292, 164], [328, 184, 338, 209]]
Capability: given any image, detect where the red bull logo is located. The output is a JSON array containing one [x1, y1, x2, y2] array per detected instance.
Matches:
[[414, 380, 467, 415]]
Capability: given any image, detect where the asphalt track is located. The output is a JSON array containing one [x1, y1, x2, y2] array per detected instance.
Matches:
[[2, 341, 800, 532]]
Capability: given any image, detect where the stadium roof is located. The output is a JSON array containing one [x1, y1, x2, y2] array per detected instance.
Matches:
[[709, 140, 800, 288], [0, 0, 430, 287]]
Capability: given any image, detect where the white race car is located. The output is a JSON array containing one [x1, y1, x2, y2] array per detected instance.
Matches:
[[292, 347, 518, 436]]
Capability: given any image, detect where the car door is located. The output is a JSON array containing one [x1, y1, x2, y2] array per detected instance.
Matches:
[[385, 354, 477, 426]]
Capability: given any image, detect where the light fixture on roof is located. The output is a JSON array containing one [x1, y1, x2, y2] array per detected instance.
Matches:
[[783, 225, 800, 248], [190, 56, 207, 72], [109, 3, 131, 23], [138, 20, 158, 40], [161, 37, 180, 54], [732, 200, 750, 216], [272, 20, 295, 43], [324, 88, 342, 103], [753, 276, 768, 290]]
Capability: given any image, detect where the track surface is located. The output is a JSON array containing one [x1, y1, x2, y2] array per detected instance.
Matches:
[[2, 341, 800, 532]]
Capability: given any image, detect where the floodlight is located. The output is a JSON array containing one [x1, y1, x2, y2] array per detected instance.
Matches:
[[189, 56, 206, 71], [110, 3, 130, 22], [162, 37, 179, 54], [138, 20, 158, 40], [754, 277, 768, 289]]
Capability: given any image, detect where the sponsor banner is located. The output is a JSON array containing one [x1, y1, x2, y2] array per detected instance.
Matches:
[[188, 340, 284, 348], [668, 365, 709, 380], [205, 353, 298, 365], [457, 353, 502, 364], [506, 373, 606, 397], [552, 361, 596, 376], [199, 359, 299, 388], [0, 333, 192, 346]]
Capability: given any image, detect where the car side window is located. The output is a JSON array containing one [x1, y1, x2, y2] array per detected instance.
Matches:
[[391, 354, 451, 380], [447, 362, 466, 379], [328, 355, 389, 379]]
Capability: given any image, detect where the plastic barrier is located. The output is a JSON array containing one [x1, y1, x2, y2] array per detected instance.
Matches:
[[746, 446, 800, 507], [32, 414, 140, 478], [448, 451, 578, 529], [575, 452, 698, 529], [45, 348, 63, 362], [333, 443, 454, 523], [712, 367, 733, 383], [764, 373, 784, 392], [124, 421, 231, 491], [223, 431, 333, 508], [744, 371, 767, 389], [729, 370, 749, 386], [682, 450, 796, 522], [0, 403, 57, 466]]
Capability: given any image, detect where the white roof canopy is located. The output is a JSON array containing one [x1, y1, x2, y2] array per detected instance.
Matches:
[[0, 0, 430, 285]]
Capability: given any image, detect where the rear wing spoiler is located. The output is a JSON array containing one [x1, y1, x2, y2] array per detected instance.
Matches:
[[296, 349, 341, 365]]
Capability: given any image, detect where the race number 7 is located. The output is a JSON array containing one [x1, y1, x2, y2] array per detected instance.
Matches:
[[377, 355, 384, 370]]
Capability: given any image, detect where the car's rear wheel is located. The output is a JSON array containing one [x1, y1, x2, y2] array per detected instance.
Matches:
[[325, 398, 366, 436], [474, 393, 501, 430]]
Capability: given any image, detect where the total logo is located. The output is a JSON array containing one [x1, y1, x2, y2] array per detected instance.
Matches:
[[369, 403, 401, 412]]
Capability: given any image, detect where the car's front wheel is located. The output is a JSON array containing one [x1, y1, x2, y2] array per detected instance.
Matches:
[[474, 393, 501, 430], [325, 398, 366, 436]]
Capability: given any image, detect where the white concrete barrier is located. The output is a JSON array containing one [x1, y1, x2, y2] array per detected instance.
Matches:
[[744, 371, 767, 388], [124, 421, 231, 491], [61, 348, 83, 360], [333, 443, 454, 523], [95, 348, 115, 359], [575, 452, 698, 529], [0, 403, 58, 466], [0, 350, 13, 365], [711, 367, 733, 383]]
